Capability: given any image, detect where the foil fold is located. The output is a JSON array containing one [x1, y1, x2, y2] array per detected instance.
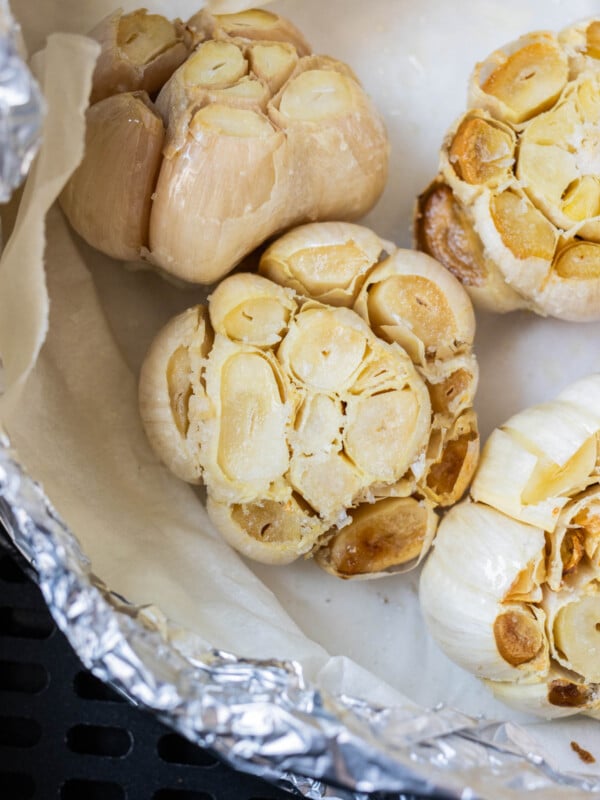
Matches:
[[0, 0, 44, 203], [1, 433, 600, 800]]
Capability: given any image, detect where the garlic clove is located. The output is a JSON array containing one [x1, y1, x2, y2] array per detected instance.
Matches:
[[148, 104, 285, 284], [208, 273, 297, 347], [314, 496, 438, 578], [89, 9, 191, 103], [414, 181, 528, 314], [259, 221, 389, 307], [207, 494, 325, 565], [248, 41, 299, 94], [353, 249, 475, 366], [59, 92, 165, 262], [423, 409, 480, 506], [469, 31, 569, 125], [138, 305, 213, 484], [559, 18, 600, 78], [213, 9, 311, 56], [420, 501, 548, 681]]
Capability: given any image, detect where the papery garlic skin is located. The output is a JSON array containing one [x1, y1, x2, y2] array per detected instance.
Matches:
[[420, 374, 600, 718], [61, 7, 388, 284], [140, 223, 480, 577], [416, 19, 600, 321]]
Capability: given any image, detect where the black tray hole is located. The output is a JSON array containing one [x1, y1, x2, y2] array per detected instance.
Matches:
[[0, 555, 28, 583], [152, 792, 214, 800], [61, 779, 125, 800], [0, 716, 42, 747], [0, 660, 48, 694], [158, 733, 218, 767], [0, 771, 35, 799], [0, 606, 55, 639], [67, 724, 132, 757], [74, 671, 125, 702]]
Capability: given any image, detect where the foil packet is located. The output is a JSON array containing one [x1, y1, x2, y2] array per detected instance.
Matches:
[[1, 1, 600, 799], [0, 0, 42, 203]]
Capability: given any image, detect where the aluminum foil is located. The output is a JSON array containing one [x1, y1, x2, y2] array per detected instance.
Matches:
[[1, 432, 600, 800], [0, 0, 43, 202]]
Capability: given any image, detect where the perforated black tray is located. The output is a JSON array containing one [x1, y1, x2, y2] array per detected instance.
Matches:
[[0, 533, 433, 800]]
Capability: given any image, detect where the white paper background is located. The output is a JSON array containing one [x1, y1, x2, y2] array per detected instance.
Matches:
[[2, 0, 600, 790]]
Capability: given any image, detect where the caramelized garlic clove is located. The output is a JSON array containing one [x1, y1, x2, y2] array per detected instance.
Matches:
[[469, 31, 569, 125], [420, 501, 549, 682], [414, 181, 528, 314], [248, 41, 299, 94], [90, 9, 191, 103], [315, 497, 438, 578], [207, 494, 325, 565], [60, 92, 165, 262], [353, 249, 475, 365], [422, 409, 480, 506]]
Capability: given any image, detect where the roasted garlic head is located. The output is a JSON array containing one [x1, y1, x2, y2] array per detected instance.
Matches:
[[139, 223, 480, 578], [60, 7, 388, 284], [420, 374, 600, 718], [416, 19, 600, 321]]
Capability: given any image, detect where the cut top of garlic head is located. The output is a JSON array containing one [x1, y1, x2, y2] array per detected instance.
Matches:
[[416, 18, 600, 321], [420, 373, 600, 719], [140, 222, 480, 579], [60, 7, 389, 285]]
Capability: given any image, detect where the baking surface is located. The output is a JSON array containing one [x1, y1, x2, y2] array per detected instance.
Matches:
[[1, 0, 600, 786]]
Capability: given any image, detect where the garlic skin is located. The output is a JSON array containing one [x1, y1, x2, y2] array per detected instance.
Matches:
[[420, 374, 600, 718], [139, 223, 480, 577], [61, 7, 389, 285], [416, 19, 600, 321]]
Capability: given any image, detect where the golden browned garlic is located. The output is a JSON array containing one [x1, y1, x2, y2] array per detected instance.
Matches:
[[416, 19, 600, 321], [139, 222, 480, 578], [420, 374, 600, 718], [60, 7, 389, 284]]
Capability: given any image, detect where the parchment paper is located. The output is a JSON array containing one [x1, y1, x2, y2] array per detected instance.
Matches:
[[1, 0, 600, 788]]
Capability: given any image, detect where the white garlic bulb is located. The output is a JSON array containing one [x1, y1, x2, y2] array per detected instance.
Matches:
[[140, 222, 480, 578], [60, 7, 388, 285], [420, 374, 600, 718], [416, 19, 600, 321]]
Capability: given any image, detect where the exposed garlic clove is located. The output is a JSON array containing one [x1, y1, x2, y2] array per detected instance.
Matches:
[[420, 501, 549, 682], [353, 249, 475, 365], [89, 9, 191, 104], [59, 92, 165, 262], [259, 221, 390, 307], [444, 112, 516, 201], [200, 336, 292, 505], [559, 18, 600, 78], [469, 31, 569, 125], [487, 672, 600, 719], [422, 409, 480, 506], [213, 9, 311, 56], [518, 74, 600, 240], [425, 354, 479, 420], [248, 41, 299, 94], [208, 272, 297, 347], [138, 305, 213, 484], [414, 181, 528, 314], [207, 494, 325, 565], [546, 578, 600, 682], [314, 496, 438, 579]]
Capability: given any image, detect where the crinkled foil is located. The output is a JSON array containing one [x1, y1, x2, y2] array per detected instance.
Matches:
[[2, 433, 599, 800], [0, 0, 43, 202]]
